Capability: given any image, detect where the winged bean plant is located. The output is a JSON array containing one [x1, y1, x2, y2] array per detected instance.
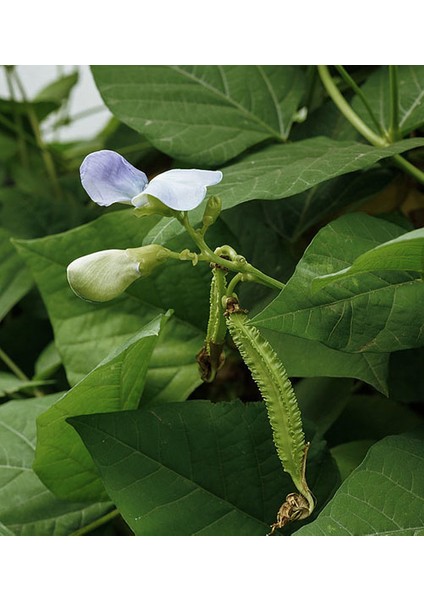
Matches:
[[1, 65, 424, 536]]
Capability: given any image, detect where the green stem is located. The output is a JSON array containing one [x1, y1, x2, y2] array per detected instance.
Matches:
[[178, 212, 285, 290], [391, 155, 424, 184], [0, 347, 28, 381], [304, 66, 318, 110], [46, 105, 107, 132], [334, 65, 384, 136], [4, 67, 29, 167], [318, 65, 424, 185], [0, 112, 38, 147], [70, 508, 120, 536], [0, 346, 43, 397], [226, 272, 245, 297], [12, 70, 63, 200], [318, 65, 385, 147], [388, 65, 400, 142]]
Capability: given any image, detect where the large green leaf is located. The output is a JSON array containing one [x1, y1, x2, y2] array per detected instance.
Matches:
[[260, 168, 394, 242], [294, 377, 353, 437], [33, 313, 169, 502], [313, 226, 424, 290], [210, 137, 424, 213], [252, 213, 424, 354], [0, 394, 112, 535], [14, 211, 206, 401], [0, 227, 33, 321], [330, 440, 375, 482], [295, 430, 424, 535], [69, 401, 339, 536], [0, 522, 14, 535], [261, 330, 389, 394], [92, 65, 306, 166], [353, 66, 424, 137]]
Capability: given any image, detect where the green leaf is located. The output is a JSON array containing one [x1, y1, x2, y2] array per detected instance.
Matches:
[[261, 168, 394, 242], [33, 313, 169, 502], [295, 377, 353, 437], [353, 66, 424, 137], [295, 430, 424, 535], [313, 226, 424, 290], [69, 401, 339, 536], [0, 394, 112, 535], [0, 97, 58, 126], [0, 131, 17, 160], [0, 227, 33, 321], [326, 393, 423, 447], [92, 65, 306, 166], [34, 341, 62, 380], [330, 440, 375, 481], [0, 522, 15, 535], [211, 137, 424, 213], [0, 186, 88, 240], [35, 72, 79, 105], [292, 98, 359, 142], [14, 211, 206, 402], [0, 372, 49, 397], [252, 213, 424, 354], [262, 330, 389, 394]]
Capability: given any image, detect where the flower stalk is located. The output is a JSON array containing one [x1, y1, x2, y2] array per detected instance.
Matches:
[[178, 212, 285, 290]]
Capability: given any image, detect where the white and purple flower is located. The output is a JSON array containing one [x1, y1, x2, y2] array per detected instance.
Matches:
[[80, 150, 223, 211]]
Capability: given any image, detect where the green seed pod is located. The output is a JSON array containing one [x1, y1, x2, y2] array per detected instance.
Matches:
[[226, 305, 314, 527], [197, 266, 227, 382]]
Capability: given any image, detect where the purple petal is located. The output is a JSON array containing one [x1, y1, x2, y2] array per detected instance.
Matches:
[[131, 169, 223, 211], [80, 150, 148, 206]]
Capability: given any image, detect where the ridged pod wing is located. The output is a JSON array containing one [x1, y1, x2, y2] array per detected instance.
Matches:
[[226, 309, 314, 522]]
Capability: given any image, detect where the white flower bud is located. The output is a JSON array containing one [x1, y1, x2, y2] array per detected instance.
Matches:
[[67, 249, 141, 302], [67, 245, 173, 302]]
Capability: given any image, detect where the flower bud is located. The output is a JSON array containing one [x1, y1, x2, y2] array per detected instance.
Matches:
[[67, 245, 171, 302], [202, 196, 222, 229]]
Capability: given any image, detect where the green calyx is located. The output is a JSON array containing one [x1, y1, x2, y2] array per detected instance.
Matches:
[[126, 244, 173, 277], [133, 194, 176, 218]]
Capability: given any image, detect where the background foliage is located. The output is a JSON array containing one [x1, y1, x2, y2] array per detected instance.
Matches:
[[1, 65, 423, 536]]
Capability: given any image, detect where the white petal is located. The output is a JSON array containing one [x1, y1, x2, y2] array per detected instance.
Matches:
[[132, 169, 223, 210]]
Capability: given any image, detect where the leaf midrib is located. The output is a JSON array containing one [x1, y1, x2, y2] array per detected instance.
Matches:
[[169, 66, 286, 142], [255, 277, 421, 326]]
